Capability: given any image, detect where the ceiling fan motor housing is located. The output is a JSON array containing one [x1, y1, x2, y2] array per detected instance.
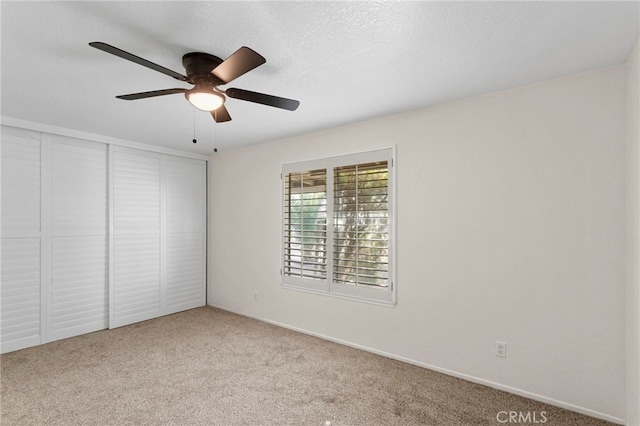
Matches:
[[182, 52, 224, 86]]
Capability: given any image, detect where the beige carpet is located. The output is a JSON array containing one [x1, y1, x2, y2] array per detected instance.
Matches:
[[1, 307, 615, 425]]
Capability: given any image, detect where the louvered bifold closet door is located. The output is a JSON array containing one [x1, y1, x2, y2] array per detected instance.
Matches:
[[111, 148, 162, 328], [50, 137, 108, 341], [164, 157, 206, 314], [1, 128, 42, 353]]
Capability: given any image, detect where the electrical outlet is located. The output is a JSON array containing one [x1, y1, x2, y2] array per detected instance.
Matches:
[[253, 291, 259, 301], [496, 341, 506, 358]]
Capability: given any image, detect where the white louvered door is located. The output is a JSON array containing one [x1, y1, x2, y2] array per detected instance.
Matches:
[[111, 148, 162, 328], [0, 128, 42, 353], [49, 137, 108, 341], [110, 149, 206, 327], [1, 126, 206, 352], [165, 157, 206, 314]]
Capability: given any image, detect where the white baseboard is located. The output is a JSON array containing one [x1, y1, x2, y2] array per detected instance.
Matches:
[[207, 303, 626, 425]]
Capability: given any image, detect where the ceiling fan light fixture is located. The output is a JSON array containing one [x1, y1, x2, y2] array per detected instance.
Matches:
[[185, 86, 224, 111]]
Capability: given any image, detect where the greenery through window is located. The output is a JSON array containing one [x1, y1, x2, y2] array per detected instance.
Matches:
[[333, 162, 389, 287], [283, 169, 327, 280], [282, 149, 395, 305]]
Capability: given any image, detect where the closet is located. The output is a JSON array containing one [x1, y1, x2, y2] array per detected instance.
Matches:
[[0, 125, 207, 353]]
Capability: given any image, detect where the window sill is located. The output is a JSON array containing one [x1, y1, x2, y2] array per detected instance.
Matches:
[[281, 282, 396, 307]]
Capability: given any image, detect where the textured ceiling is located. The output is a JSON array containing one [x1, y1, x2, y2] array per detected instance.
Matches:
[[1, 1, 638, 154]]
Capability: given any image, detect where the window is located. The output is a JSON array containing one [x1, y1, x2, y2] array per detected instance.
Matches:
[[282, 148, 395, 305], [283, 168, 328, 281]]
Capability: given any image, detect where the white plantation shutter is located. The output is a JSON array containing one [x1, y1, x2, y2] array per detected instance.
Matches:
[[1, 130, 110, 353], [1, 238, 41, 352], [165, 233, 204, 313], [282, 148, 395, 305], [50, 138, 108, 341], [333, 161, 389, 288], [112, 234, 161, 325], [111, 149, 206, 327], [113, 150, 162, 234], [283, 169, 328, 283], [0, 134, 41, 238], [1, 130, 42, 353], [1, 125, 207, 353], [111, 148, 162, 327]]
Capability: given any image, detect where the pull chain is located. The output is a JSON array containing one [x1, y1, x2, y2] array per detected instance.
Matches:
[[192, 109, 197, 144], [213, 119, 218, 153], [192, 109, 218, 152]]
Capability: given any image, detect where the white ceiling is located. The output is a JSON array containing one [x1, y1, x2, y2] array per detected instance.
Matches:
[[1, 1, 638, 155]]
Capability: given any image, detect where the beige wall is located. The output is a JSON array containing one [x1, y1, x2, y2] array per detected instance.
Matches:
[[208, 65, 628, 422], [626, 39, 640, 426]]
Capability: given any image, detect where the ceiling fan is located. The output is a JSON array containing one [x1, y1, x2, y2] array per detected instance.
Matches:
[[89, 42, 300, 123]]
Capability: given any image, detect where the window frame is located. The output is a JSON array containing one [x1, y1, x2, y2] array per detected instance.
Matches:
[[281, 147, 396, 306]]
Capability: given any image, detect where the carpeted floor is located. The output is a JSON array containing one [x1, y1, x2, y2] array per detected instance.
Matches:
[[1, 307, 615, 425]]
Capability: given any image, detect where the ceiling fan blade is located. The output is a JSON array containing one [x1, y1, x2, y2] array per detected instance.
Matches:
[[225, 88, 300, 111], [116, 88, 187, 100], [89, 42, 189, 82], [211, 47, 266, 84], [211, 104, 232, 122]]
